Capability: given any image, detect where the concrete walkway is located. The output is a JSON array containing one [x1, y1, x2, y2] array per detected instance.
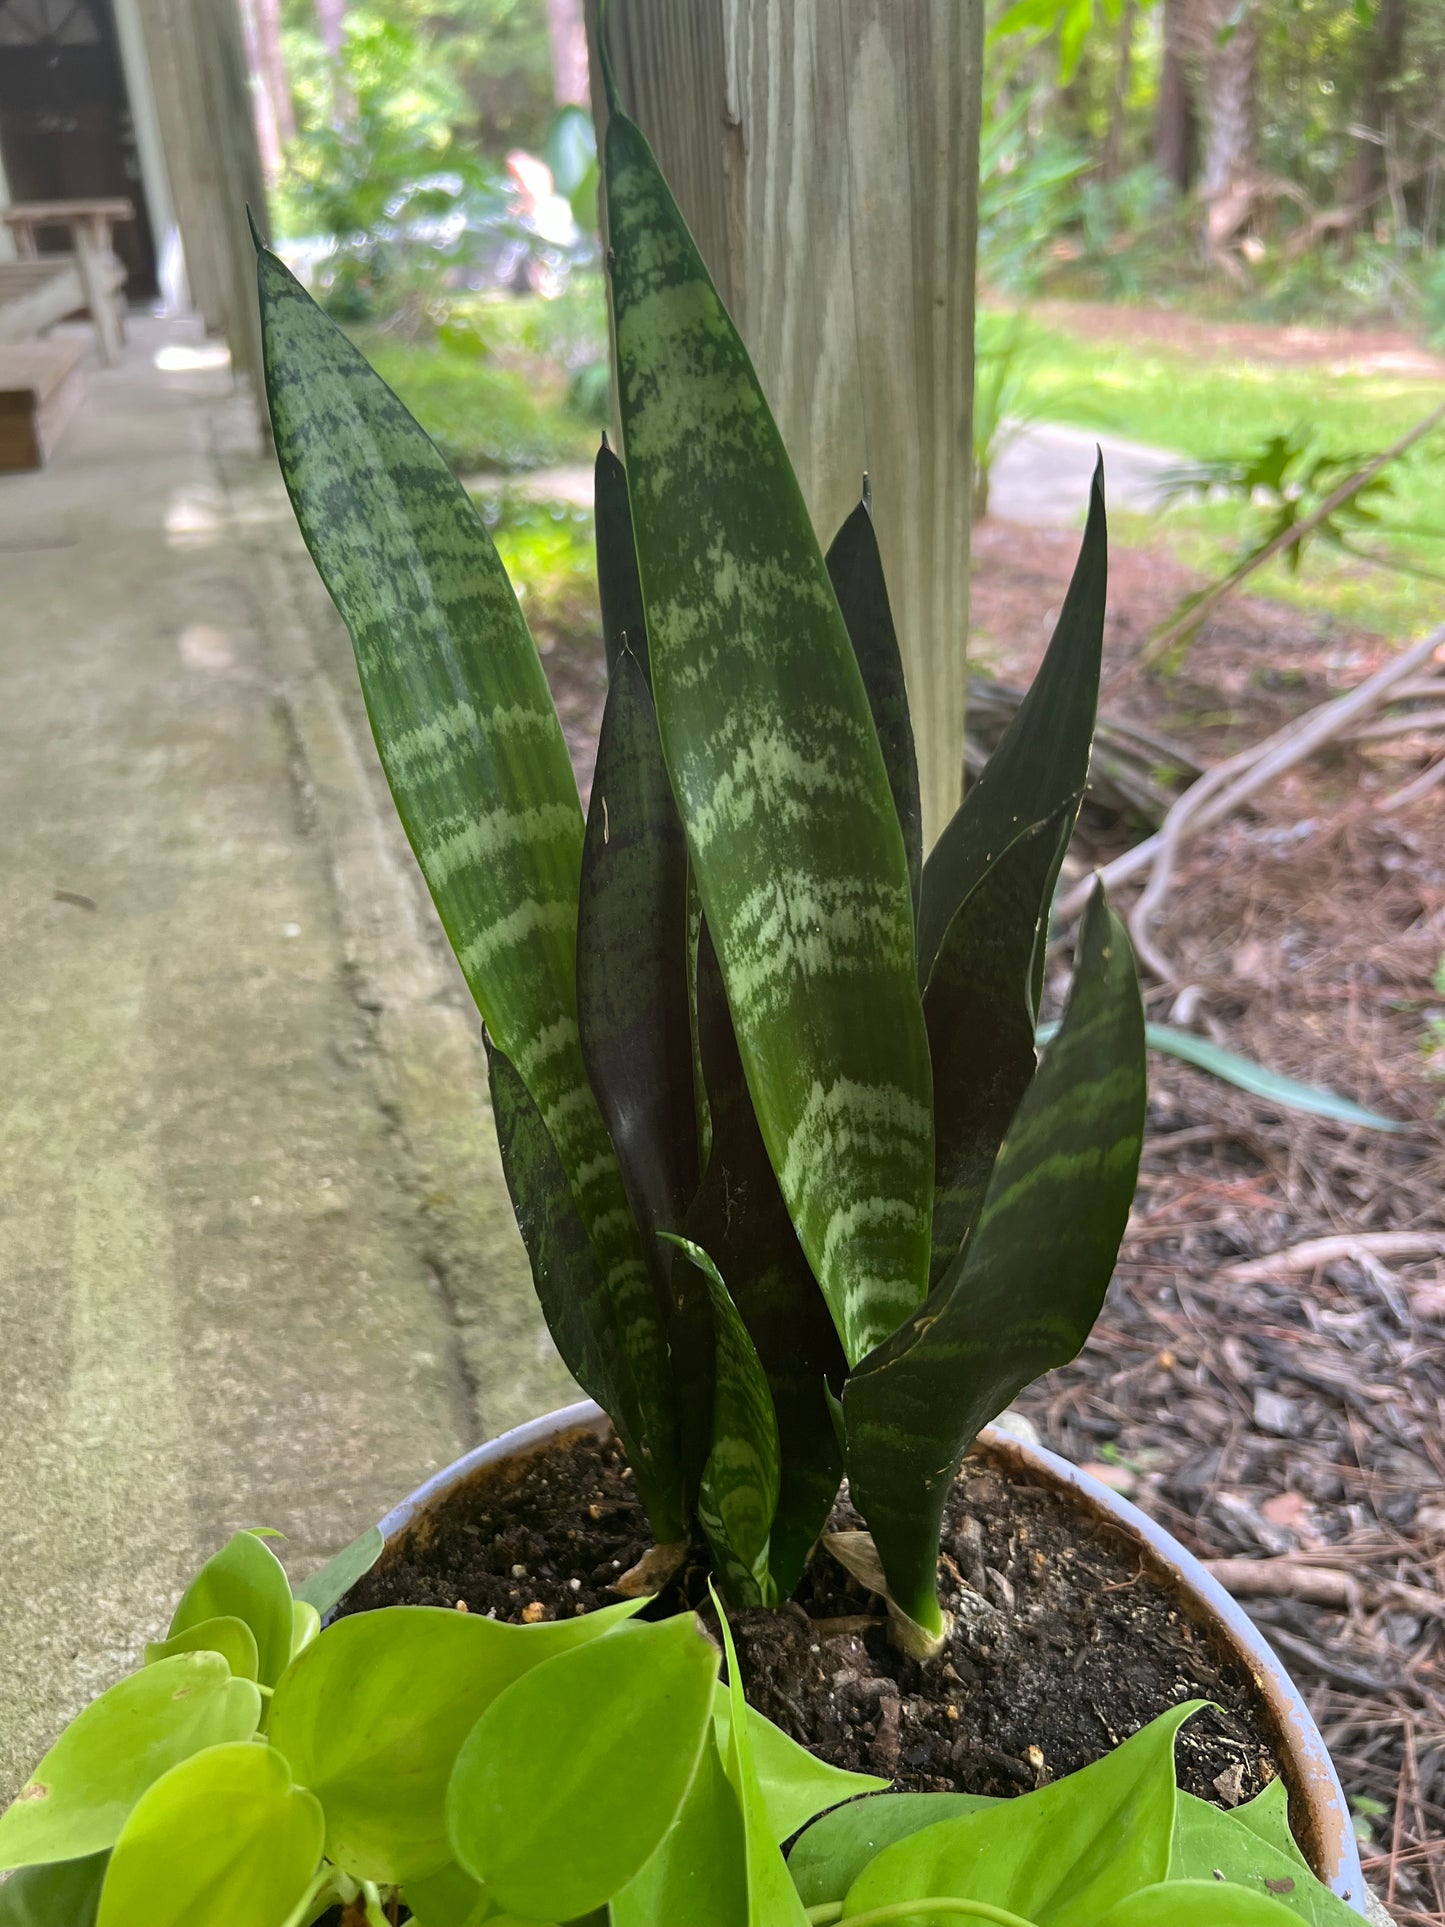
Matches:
[[0, 321, 573, 1797]]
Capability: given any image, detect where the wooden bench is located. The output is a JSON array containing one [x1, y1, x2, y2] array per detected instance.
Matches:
[[2, 200, 133, 364], [0, 259, 91, 343], [0, 337, 89, 470]]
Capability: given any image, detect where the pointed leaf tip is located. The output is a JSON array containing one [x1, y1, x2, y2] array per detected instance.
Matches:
[[245, 204, 267, 254]]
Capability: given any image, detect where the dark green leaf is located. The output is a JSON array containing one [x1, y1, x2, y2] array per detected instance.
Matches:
[[94, 1743, 323, 1927], [787, 1793, 995, 1907], [257, 245, 679, 1541], [169, 1530, 294, 1689], [711, 1686, 885, 1846], [447, 1612, 719, 1919], [577, 652, 697, 1287], [683, 927, 846, 1594], [268, 1599, 643, 1885], [0, 1657, 260, 1870], [668, 1239, 780, 1607], [487, 1041, 671, 1515], [711, 1595, 811, 1927], [918, 463, 1105, 989], [925, 812, 1069, 1286], [606, 107, 933, 1366], [1172, 1791, 1359, 1925], [843, 885, 1144, 1629], [825, 495, 923, 922], [611, 1737, 747, 1927], [0, 1853, 107, 1927], [595, 440, 648, 684], [292, 1525, 385, 1616], [842, 1702, 1199, 1927]]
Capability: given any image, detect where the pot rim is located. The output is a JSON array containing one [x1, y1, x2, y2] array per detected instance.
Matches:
[[378, 1399, 1366, 1914]]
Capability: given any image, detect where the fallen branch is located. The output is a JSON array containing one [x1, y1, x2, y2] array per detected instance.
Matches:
[[1378, 754, 1445, 811], [1051, 624, 1445, 971], [1143, 398, 1445, 665], [1202, 1559, 1362, 1610], [1220, 1232, 1445, 1282]]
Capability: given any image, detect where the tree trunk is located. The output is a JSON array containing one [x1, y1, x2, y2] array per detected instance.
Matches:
[[1100, 0, 1137, 182], [255, 0, 295, 144], [587, 0, 985, 851], [547, 0, 591, 107], [1343, 0, 1407, 248], [237, 0, 283, 180], [1198, 0, 1257, 202], [1152, 0, 1195, 193], [314, 0, 352, 123]]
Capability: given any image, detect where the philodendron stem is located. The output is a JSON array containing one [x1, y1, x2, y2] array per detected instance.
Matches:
[[806, 1902, 1038, 1927]]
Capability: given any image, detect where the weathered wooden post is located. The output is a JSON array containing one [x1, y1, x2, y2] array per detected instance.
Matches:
[[586, 0, 984, 848]]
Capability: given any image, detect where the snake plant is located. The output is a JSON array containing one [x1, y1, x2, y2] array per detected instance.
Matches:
[[255, 70, 1146, 1651]]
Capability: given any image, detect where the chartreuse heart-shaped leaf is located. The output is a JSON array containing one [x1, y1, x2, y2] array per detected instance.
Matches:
[[1172, 1790, 1358, 1925], [710, 1593, 810, 1927], [611, 1736, 747, 1927], [446, 1612, 718, 1920], [710, 1684, 884, 1844], [842, 1702, 1200, 1927], [1228, 1778, 1314, 1872], [917, 462, 1106, 989], [1099, 1883, 1302, 1926], [257, 244, 681, 1540], [669, 1238, 781, 1608], [0, 1851, 107, 1926], [291, 1524, 384, 1616], [604, 94, 933, 1369], [0, 1656, 261, 1869], [843, 884, 1145, 1631], [402, 1860, 494, 1927], [595, 439, 649, 684], [168, 1531, 294, 1689], [268, 1599, 643, 1886], [577, 652, 697, 1288], [143, 1615, 259, 1681], [95, 1742, 323, 1927], [682, 926, 847, 1596], [825, 493, 923, 924], [787, 1792, 995, 1908], [924, 810, 1071, 1287]]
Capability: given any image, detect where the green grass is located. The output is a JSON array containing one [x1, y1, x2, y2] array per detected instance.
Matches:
[[353, 328, 598, 475], [1008, 314, 1445, 639]]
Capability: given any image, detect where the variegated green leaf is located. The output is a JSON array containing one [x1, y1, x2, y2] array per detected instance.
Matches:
[[842, 885, 1145, 1631], [486, 1038, 682, 1537], [595, 437, 649, 683], [577, 651, 697, 1286], [917, 462, 1106, 990], [925, 811, 1071, 1286], [258, 247, 680, 1537], [825, 491, 923, 924], [669, 1237, 781, 1608], [684, 927, 845, 1596], [605, 102, 933, 1367]]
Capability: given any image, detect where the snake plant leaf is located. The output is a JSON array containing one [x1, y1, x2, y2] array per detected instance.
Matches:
[[843, 884, 1145, 1631], [925, 811, 1071, 1285], [684, 927, 846, 1594], [596, 439, 649, 684], [825, 494, 923, 923], [605, 105, 933, 1367], [292, 1524, 385, 1618], [487, 1038, 681, 1534], [917, 461, 1106, 989], [577, 651, 697, 1286], [668, 1237, 781, 1608], [257, 245, 679, 1541]]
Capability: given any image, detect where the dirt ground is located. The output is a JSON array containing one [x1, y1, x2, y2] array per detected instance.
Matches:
[[1030, 298, 1445, 380], [545, 516, 1445, 1923]]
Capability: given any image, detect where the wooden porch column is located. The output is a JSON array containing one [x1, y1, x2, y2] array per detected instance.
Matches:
[[587, 0, 985, 850]]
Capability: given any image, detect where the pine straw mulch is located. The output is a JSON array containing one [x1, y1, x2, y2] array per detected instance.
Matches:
[[542, 517, 1445, 1922]]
